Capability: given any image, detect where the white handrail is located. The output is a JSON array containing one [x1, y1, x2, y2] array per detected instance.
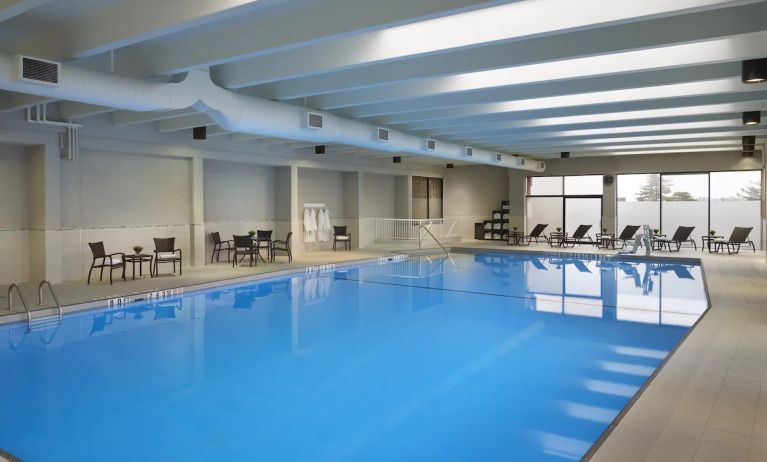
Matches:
[[375, 218, 460, 242]]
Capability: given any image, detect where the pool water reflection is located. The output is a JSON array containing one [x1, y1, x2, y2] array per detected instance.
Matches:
[[0, 252, 708, 462]]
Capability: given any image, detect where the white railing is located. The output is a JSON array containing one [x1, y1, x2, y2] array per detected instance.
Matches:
[[375, 218, 460, 242]]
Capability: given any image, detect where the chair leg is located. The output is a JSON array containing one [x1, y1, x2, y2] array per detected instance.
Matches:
[[109, 267, 113, 285], [122, 265, 126, 281], [87, 265, 94, 284], [99, 266, 104, 281], [179, 259, 182, 275]]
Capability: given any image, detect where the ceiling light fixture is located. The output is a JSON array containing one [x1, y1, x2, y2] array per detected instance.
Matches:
[[192, 126, 207, 140], [743, 111, 761, 125], [742, 58, 767, 84]]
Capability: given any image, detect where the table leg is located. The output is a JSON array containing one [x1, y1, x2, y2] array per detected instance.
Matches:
[[132, 260, 136, 280]]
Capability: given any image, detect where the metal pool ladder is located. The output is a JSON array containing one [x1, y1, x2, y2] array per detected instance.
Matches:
[[7, 281, 63, 332], [418, 225, 450, 257]]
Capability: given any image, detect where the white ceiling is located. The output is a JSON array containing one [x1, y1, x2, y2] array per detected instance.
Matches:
[[0, 0, 765, 162]]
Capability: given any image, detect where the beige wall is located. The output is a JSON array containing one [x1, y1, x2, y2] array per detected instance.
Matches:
[[445, 165, 509, 239], [297, 168, 345, 251], [0, 144, 30, 284]]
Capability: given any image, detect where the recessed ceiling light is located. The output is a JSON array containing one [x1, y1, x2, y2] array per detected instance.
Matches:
[[742, 58, 767, 84], [743, 111, 761, 125]]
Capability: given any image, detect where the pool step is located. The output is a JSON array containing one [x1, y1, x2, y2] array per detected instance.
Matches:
[[28, 314, 62, 332]]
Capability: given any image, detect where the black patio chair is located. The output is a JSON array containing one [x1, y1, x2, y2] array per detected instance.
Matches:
[[601, 225, 641, 249], [333, 226, 351, 251], [153, 237, 182, 275], [713, 227, 755, 254], [87, 241, 125, 284], [210, 232, 233, 263], [271, 232, 293, 262], [232, 235, 258, 267], [520, 223, 548, 245], [563, 225, 593, 247], [654, 226, 696, 252], [255, 230, 273, 262]]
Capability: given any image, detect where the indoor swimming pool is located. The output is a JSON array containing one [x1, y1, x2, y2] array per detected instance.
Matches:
[[0, 252, 709, 461]]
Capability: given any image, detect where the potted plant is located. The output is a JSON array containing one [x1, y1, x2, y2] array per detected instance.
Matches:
[[653, 229, 660, 235], [133, 245, 143, 255], [602, 227, 607, 233], [248, 230, 256, 237], [556, 227, 562, 232], [709, 230, 716, 236], [512, 226, 518, 232]]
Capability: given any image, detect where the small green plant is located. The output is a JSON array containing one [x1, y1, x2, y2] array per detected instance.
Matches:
[[512, 226, 518, 231], [556, 227, 562, 232], [248, 230, 256, 237], [653, 229, 660, 234], [709, 230, 716, 236], [602, 227, 607, 233], [133, 245, 143, 254]]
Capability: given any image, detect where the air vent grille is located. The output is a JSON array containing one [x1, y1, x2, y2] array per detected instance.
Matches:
[[426, 139, 436, 150], [17, 55, 60, 86], [520, 158, 526, 166], [377, 127, 389, 141], [465, 147, 473, 157], [495, 153, 502, 162], [540, 162, 546, 169], [307, 112, 323, 129]]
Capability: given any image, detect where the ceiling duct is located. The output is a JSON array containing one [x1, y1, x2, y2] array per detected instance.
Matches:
[[0, 53, 544, 172]]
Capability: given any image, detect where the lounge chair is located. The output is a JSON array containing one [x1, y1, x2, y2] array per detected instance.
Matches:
[[563, 225, 593, 247], [232, 235, 258, 267], [210, 232, 233, 263], [654, 226, 696, 252], [713, 227, 755, 254], [519, 223, 548, 245], [270, 232, 293, 262], [153, 237, 182, 275], [87, 241, 125, 284], [601, 225, 641, 249]]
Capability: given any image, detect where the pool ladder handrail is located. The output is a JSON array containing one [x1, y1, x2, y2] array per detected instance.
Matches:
[[418, 225, 450, 257], [7, 283, 31, 327], [37, 280, 63, 328]]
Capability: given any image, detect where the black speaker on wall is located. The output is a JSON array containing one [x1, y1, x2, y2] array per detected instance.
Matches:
[[192, 126, 207, 140], [603, 175, 615, 186]]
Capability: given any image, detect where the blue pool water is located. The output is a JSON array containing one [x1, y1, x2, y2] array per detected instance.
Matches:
[[0, 252, 708, 461]]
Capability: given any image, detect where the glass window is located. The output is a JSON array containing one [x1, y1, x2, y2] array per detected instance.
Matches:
[[710, 171, 761, 248], [528, 176, 562, 195], [661, 174, 709, 239], [617, 174, 661, 232], [565, 197, 601, 236], [564, 175, 602, 195], [526, 197, 563, 234]]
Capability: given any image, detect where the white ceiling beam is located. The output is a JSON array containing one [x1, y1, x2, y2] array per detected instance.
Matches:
[[117, 0, 508, 78], [205, 126, 232, 137], [157, 113, 215, 133], [112, 108, 198, 127], [0, 0, 51, 23], [18, 0, 281, 60], [568, 146, 743, 157], [254, 2, 766, 100], [230, 133, 266, 142], [501, 130, 767, 150], [521, 140, 747, 154], [0, 91, 52, 112], [58, 102, 113, 120], [373, 78, 757, 126], [427, 100, 767, 137], [402, 91, 767, 132]]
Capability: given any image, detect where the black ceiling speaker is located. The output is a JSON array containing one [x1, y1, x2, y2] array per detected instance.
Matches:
[[742, 58, 767, 84], [393, 156, 402, 164], [603, 175, 615, 186], [743, 111, 761, 125], [314, 145, 325, 155], [743, 149, 755, 158], [560, 151, 570, 159], [742, 135, 756, 149], [446, 163, 454, 169], [192, 126, 207, 140]]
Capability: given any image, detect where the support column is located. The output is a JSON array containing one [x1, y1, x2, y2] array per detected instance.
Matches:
[[27, 143, 63, 283], [395, 175, 412, 219], [602, 175, 617, 234], [508, 170, 526, 231], [762, 144, 766, 262], [275, 165, 300, 255], [190, 156, 206, 267], [343, 171, 361, 248]]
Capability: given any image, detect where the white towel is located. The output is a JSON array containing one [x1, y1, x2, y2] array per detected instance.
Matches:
[[304, 207, 316, 243]]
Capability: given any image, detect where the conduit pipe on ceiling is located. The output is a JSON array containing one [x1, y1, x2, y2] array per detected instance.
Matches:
[[0, 53, 544, 171]]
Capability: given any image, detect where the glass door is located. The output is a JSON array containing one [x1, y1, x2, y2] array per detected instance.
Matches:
[[564, 197, 602, 236]]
